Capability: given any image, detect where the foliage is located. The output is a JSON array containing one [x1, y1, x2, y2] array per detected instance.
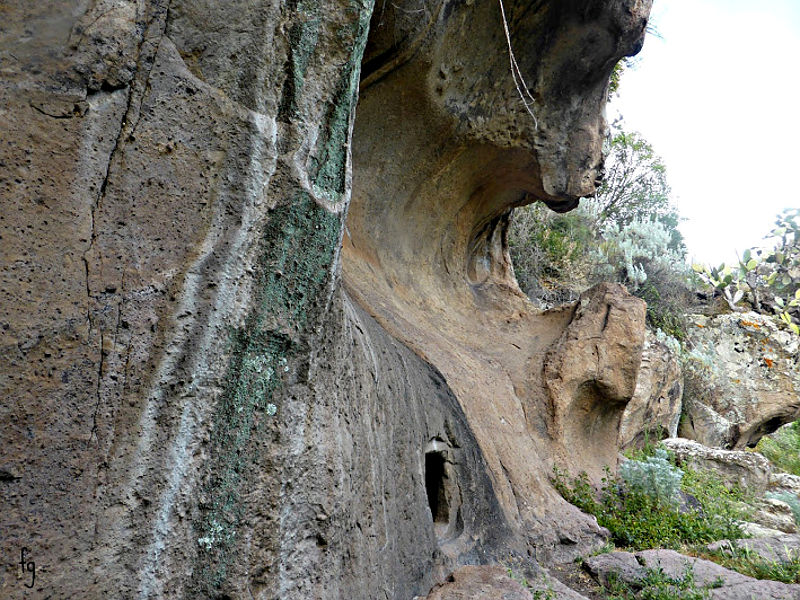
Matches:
[[552, 454, 746, 551], [595, 217, 693, 338], [603, 566, 717, 600], [619, 448, 683, 508], [693, 208, 800, 335], [756, 421, 800, 477], [595, 125, 679, 241], [509, 124, 694, 337], [508, 202, 598, 305]]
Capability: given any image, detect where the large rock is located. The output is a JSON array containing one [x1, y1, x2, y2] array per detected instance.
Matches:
[[1, 0, 653, 597], [587, 549, 800, 600], [680, 312, 800, 449], [620, 329, 683, 449], [346, 0, 651, 555], [661, 438, 774, 494], [421, 566, 535, 600]]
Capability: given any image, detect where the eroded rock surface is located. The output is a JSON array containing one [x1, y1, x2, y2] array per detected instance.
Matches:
[[620, 329, 683, 449], [345, 0, 650, 556], [680, 312, 800, 449], [2, 0, 653, 597]]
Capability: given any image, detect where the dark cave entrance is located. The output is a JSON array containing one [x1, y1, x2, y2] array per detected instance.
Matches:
[[425, 450, 450, 527]]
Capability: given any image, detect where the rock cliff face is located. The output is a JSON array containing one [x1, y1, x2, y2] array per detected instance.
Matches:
[[1, 1, 651, 598], [680, 312, 800, 449]]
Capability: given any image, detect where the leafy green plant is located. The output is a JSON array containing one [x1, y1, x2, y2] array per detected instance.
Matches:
[[695, 544, 800, 584], [693, 208, 800, 335], [508, 202, 599, 305]]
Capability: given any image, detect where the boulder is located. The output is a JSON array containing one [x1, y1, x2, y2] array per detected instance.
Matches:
[[750, 498, 799, 534], [422, 566, 534, 600], [772, 472, 800, 497], [680, 312, 800, 449], [661, 438, 773, 494], [421, 565, 589, 600], [620, 329, 683, 449], [587, 549, 800, 600]]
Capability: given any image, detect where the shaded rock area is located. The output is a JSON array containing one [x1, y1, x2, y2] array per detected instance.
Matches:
[[585, 549, 800, 599], [680, 312, 800, 449], [620, 330, 683, 449], [1, 0, 654, 598]]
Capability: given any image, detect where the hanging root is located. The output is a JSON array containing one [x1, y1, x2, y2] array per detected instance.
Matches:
[[498, 0, 538, 129]]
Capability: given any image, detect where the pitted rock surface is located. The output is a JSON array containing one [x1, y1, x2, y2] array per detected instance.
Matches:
[[2, 0, 654, 597], [680, 312, 800, 449]]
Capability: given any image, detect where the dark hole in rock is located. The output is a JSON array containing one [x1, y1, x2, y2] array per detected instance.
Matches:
[[425, 450, 449, 526]]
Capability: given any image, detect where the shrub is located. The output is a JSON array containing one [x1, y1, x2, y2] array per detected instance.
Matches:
[[619, 448, 683, 508], [553, 453, 746, 551], [508, 202, 598, 306]]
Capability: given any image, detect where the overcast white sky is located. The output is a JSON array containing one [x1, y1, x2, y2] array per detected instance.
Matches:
[[609, 0, 800, 266]]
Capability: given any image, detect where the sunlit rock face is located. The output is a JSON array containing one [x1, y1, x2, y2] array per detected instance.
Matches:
[[1, 0, 650, 598], [680, 312, 800, 449], [345, 0, 650, 563]]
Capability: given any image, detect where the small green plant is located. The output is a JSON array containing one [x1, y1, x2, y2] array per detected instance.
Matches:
[[695, 544, 800, 584], [604, 566, 715, 600]]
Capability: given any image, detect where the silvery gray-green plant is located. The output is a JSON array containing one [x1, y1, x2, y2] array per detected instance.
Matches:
[[620, 448, 683, 507]]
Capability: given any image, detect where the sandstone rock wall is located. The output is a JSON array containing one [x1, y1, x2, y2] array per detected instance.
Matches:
[[1, 1, 653, 597]]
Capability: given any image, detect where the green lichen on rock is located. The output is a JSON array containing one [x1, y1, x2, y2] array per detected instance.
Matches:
[[311, 0, 373, 201], [194, 193, 343, 590], [279, 2, 321, 120], [192, 0, 377, 591]]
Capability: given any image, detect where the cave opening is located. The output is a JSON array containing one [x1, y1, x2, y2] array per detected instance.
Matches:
[[425, 450, 450, 526]]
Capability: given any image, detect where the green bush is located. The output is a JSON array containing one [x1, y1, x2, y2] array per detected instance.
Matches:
[[553, 455, 746, 551], [508, 202, 598, 305]]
